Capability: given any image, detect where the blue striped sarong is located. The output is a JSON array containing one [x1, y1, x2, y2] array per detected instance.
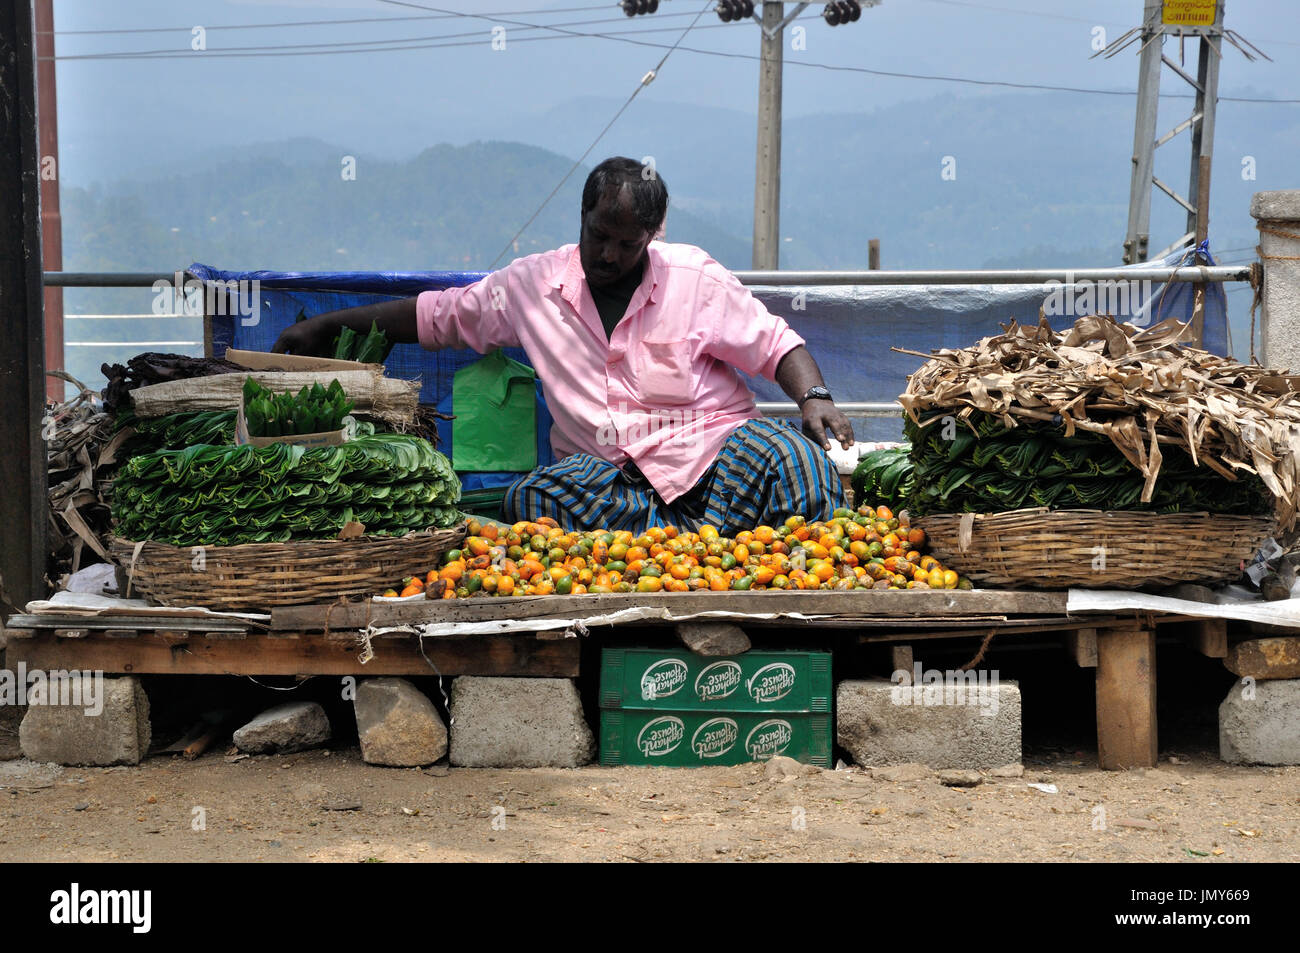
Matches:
[[502, 418, 845, 534]]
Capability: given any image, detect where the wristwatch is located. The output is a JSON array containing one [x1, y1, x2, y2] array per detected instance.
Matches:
[[798, 385, 833, 406]]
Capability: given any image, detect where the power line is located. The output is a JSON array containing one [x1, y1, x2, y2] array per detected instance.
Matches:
[[44, 13, 776, 60], [486, 0, 715, 268], [53, 10, 707, 59], [41, 4, 620, 35], [40, 6, 1300, 104], [47, 0, 1300, 50]]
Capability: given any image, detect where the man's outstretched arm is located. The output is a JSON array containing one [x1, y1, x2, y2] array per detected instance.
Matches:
[[272, 297, 418, 356], [775, 345, 855, 451]]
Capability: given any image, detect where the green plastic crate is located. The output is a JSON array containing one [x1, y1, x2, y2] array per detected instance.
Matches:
[[600, 648, 832, 713], [600, 710, 832, 766]]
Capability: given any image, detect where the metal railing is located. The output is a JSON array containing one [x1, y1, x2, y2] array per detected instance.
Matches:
[[734, 265, 1251, 285], [45, 266, 1254, 419], [44, 266, 1254, 287]]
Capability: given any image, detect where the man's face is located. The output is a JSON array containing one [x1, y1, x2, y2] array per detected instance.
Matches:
[[579, 188, 654, 289]]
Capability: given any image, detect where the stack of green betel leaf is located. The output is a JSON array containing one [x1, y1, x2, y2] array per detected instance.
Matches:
[[112, 432, 462, 547], [896, 412, 1271, 515], [896, 315, 1300, 531], [116, 410, 237, 457], [242, 377, 353, 438]]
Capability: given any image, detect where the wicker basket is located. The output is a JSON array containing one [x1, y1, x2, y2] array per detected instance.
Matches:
[[110, 525, 467, 611], [917, 508, 1274, 590]]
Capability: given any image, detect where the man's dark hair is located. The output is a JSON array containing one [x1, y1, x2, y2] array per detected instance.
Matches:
[[581, 157, 669, 233]]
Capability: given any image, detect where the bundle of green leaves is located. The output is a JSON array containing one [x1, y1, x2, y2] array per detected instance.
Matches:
[[112, 432, 462, 546], [900, 411, 1272, 517], [332, 321, 390, 364], [851, 447, 914, 509], [243, 377, 354, 438], [116, 410, 238, 457]]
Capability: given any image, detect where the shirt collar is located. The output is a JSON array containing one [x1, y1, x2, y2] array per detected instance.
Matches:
[[550, 241, 664, 306]]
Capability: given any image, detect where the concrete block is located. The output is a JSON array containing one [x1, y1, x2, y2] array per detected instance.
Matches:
[[354, 678, 447, 767], [1219, 678, 1300, 765], [19, 676, 150, 766], [1250, 190, 1300, 222], [837, 676, 1021, 770], [450, 677, 594, 768], [233, 702, 330, 754]]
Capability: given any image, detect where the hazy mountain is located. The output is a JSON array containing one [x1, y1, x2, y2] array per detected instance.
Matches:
[[58, 88, 1292, 387], [65, 87, 1295, 272]]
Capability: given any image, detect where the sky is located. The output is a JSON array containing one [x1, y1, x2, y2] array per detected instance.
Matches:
[[49, 0, 1300, 184], [43, 1, 1299, 387]]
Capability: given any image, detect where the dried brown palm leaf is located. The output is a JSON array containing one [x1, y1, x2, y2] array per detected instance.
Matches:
[[897, 315, 1300, 530]]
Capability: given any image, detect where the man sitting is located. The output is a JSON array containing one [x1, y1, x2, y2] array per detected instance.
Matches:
[[274, 156, 853, 533]]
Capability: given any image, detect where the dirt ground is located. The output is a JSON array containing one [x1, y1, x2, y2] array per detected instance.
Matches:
[[0, 743, 1296, 863]]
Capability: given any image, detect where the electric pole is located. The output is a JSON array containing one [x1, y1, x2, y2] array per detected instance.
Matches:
[[745, 2, 878, 269], [752, 1, 786, 270], [1102, 1, 1265, 264]]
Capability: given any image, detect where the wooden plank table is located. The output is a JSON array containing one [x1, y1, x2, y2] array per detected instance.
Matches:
[[4, 588, 1265, 769], [269, 588, 1073, 632]]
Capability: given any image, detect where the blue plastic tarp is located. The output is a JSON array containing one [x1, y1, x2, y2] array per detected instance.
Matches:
[[193, 242, 1228, 451]]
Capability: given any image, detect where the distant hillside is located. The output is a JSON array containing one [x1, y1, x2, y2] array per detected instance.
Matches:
[[62, 140, 751, 276], [58, 89, 1291, 387], [64, 91, 1294, 278], [473, 90, 1291, 270]]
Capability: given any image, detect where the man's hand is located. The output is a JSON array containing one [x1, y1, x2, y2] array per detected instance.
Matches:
[[773, 346, 854, 450], [802, 398, 855, 451], [272, 314, 340, 356]]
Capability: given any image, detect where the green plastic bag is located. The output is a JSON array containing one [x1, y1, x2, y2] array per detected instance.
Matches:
[[451, 349, 538, 472]]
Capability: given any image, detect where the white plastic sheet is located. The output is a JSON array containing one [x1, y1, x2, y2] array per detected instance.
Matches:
[[1066, 588, 1300, 628]]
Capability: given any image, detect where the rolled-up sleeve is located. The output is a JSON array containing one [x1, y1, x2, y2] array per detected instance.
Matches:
[[416, 272, 522, 352], [702, 266, 805, 380]]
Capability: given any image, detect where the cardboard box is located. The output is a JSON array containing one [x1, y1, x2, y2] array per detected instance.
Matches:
[[234, 401, 346, 448], [225, 348, 382, 373], [600, 710, 832, 767], [600, 648, 832, 713]]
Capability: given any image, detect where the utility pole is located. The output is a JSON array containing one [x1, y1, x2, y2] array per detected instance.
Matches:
[[1104, 1, 1262, 264], [752, 2, 786, 270], [748, 2, 878, 269]]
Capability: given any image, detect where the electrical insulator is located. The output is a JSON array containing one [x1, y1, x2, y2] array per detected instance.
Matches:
[[623, 0, 660, 15], [823, 1, 861, 26], [716, 1, 753, 22]]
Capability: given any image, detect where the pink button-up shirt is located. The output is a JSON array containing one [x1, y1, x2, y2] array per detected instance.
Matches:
[[416, 241, 805, 503]]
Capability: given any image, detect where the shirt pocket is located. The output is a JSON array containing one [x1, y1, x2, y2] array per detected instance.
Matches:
[[634, 339, 695, 405]]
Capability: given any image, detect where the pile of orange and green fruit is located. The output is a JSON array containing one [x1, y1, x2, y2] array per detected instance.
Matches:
[[381, 505, 973, 599]]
